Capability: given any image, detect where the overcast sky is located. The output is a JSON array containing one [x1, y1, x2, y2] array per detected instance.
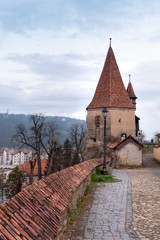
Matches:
[[0, 0, 160, 140]]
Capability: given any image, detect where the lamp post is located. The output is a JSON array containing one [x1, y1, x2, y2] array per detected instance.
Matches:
[[101, 107, 108, 175]]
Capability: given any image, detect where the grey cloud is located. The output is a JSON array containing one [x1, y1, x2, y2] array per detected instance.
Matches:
[[7, 53, 98, 82], [0, 82, 89, 116], [2, 52, 97, 116]]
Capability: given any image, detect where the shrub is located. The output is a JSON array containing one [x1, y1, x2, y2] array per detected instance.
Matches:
[[91, 167, 120, 183]]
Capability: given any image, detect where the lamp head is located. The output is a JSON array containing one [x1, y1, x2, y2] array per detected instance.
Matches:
[[102, 107, 108, 118]]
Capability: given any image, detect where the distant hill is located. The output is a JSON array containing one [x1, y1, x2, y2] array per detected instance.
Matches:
[[0, 113, 85, 148]]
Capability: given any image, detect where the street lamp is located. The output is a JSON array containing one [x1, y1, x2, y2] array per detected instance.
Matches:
[[101, 107, 109, 175]]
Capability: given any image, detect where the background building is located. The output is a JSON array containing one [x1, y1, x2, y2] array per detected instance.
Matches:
[[0, 148, 32, 166]]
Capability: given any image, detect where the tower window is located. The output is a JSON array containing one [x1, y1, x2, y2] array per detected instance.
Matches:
[[95, 116, 100, 128], [121, 133, 126, 140]]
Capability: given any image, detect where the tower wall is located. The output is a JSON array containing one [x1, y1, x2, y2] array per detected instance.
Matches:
[[86, 107, 136, 152], [86, 108, 111, 150], [110, 108, 136, 140]]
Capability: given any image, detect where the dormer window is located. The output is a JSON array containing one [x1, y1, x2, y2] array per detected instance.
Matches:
[[131, 98, 136, 105]]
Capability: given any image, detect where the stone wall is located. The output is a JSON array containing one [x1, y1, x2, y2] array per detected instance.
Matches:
[[116, 142, 142, 166], [0, 158, 102, 240], [154, 146, 160, 162]]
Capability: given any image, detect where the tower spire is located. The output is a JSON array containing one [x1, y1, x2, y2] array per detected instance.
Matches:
[[86, 45, 135, 110], [127, 76, 137, 106], [109, 38, 112, 47]]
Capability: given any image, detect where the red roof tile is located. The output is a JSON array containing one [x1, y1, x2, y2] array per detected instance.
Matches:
[[87, 46, 135, 109], [18, 159, 47, 176], [107, 142, 119, 149]]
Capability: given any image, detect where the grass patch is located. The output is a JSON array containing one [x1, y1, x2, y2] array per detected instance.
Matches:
[[84, 184, 92, 196], [91, 167, 120, 183], [70, 211, 78, 222], [70, 196, 84, 222], [69, 184, 93, 222], [95, 166, 101, 175]]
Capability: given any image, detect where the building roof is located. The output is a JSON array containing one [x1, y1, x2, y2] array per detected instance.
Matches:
[[87, 46, 135, 110], [107, 135, 143, 150], [21, 148, 32, 154], [18, 159, 47, 176], [12, 149, 20, 155], [127, 81, 137, 99], [135, 115, 140, 120], [11, 148, 32, 156], [0, 148, 8, 154]]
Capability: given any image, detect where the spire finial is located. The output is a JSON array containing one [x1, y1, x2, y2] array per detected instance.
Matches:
[[109, 38, 112, 47], [129, 74, 131, 82]]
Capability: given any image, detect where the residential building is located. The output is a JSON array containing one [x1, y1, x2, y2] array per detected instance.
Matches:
[[0, 148, 33, 166], [0, 148, 9, 165], [12, 149, 33, 165]]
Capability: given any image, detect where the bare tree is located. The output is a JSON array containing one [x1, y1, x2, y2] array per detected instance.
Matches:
[[68, 123, 86, 164], [40, 121, 59, 175], [14, 114, 45, 180]]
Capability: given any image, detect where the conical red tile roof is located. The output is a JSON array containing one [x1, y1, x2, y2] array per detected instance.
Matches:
[[87, 46, 135, 109], [127, 81, 137, 99]]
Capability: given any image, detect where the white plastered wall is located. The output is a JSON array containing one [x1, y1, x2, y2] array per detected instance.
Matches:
[[116, 142, 142, 166]]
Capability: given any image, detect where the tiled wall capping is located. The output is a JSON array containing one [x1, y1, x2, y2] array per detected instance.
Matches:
[[0, 158, 102, 240]]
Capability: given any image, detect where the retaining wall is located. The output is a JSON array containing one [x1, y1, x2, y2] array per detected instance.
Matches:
[[0, 158, 102, 240]]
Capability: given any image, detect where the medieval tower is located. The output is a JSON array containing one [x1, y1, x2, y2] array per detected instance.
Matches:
[[86, 41, 139, 156]]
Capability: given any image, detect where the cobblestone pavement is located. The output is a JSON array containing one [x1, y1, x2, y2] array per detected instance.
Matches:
[[127, 153, 160, 240], [76, 170, 138, 240]]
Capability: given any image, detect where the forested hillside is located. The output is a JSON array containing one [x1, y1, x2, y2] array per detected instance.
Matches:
[[0, 113, 85, 148]]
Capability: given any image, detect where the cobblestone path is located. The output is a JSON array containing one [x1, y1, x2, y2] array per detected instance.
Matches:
[[128, 153, 160, 240], [76, 170, 138, 240]]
